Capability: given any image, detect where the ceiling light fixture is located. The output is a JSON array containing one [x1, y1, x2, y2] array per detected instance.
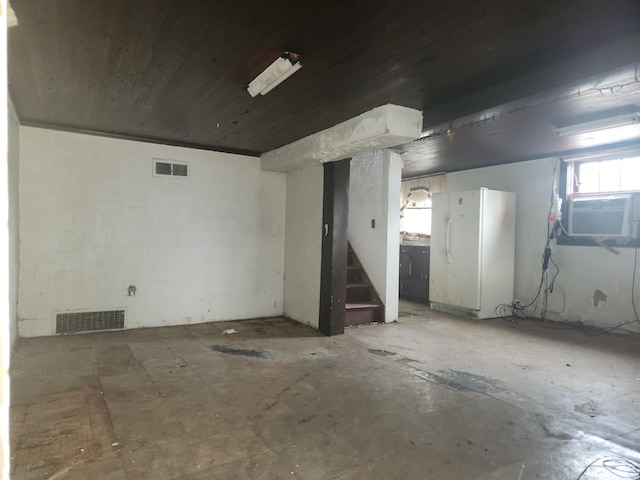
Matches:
[[247, 52, 302, 97], [556, 112, 640, 137]]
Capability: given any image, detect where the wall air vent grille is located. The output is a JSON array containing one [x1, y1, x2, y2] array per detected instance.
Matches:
[[153, 159, 188, 177], [56, 310, 125, 334]]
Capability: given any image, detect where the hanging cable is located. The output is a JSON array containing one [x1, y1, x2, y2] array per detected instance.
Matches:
[[576, 455, 640, 479], [495, 165, 640, 335], [513, 167, 561, 321], [632, 247, 640, 326], [497, 244, 640, 336]]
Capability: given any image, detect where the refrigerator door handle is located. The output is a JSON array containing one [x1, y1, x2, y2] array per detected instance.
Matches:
[[445, 213, 451, 264]]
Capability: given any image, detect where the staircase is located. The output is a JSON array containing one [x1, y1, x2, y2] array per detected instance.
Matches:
[[345, 243, 384, 326]]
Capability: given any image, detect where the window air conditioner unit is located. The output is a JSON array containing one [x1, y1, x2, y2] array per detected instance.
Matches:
[[568, 194, 632, 238]]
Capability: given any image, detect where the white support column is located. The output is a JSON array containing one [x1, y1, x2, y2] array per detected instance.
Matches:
[[1, 0, 11, 476], [383, 151, 402, 322]]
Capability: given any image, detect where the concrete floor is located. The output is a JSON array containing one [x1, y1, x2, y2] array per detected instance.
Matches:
[[10, 300, 640, 479]]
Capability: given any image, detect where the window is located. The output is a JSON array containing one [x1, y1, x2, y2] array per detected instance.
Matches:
[[572, 156, 640, 194], [402, 201, 432, 236], [559, 152, 640, 246], [400, 187, 432, 236]]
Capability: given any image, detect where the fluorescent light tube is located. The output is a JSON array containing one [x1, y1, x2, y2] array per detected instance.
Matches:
[[247, 53, 303, 97], [258, 61, 302, 95], [557, 112, 640, 137]]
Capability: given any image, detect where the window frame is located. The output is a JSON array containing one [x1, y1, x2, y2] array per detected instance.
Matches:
[[557, 153, 640, 248], [569, 156, 640, 195]]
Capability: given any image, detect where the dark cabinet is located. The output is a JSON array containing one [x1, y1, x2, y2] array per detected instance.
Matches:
[[399, 245, 430, 302]]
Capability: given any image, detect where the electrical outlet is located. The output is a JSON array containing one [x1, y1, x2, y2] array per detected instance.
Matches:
[[512, 299, 522, 308]]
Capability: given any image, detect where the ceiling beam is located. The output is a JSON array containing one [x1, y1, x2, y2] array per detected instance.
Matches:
[[261, 104, 422, 173]]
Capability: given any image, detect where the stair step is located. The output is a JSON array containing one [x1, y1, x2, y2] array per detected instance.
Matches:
[[345, 303, 380, 326], [346, 303, 380, 310], [346, 283, 372, 302], [346, 266, 363, 283], [345, 241, 384, 325]]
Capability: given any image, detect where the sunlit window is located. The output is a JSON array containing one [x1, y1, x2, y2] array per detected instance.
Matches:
[[401, 198, 432, 236], [576, 156, 640, 193]]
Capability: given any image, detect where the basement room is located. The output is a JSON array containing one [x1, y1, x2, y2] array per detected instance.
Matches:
[[1, 1, 640, 479]]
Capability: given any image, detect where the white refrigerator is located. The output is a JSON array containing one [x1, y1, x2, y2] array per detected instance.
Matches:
[[429, 188, 516, 319]]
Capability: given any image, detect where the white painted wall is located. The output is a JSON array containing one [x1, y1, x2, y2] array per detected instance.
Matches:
[[350, 151, 385, 294], [283, 165, 323, 328], [348, 150, 401, 322], [18, 127, 286, 337], [1, 1, 11, 474], [552, 246, 639, 330], [446, 158, 640, 332], [8, 99, 18, 351]]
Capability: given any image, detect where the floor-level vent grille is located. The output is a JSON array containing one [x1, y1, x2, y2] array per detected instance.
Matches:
[[56, 310, 125, 334]]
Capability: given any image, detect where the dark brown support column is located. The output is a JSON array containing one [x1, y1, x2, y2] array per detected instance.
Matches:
[[319, 158, 350, 336]]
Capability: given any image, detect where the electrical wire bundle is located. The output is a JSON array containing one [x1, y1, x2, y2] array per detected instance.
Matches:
[[495, 172, 560, 321], [576, 455, 640, 479], [494, 245, 558, 321], [496, 166, 640, 336]]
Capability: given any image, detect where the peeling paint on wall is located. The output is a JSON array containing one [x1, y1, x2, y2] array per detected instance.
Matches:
[[592, 290, 607, 307]]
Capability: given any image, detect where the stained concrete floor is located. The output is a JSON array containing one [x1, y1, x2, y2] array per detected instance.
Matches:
[[10, 300, 640, 479]]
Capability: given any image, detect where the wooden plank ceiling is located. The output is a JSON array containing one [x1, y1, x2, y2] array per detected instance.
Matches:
[[8, 0, 640, 177]]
